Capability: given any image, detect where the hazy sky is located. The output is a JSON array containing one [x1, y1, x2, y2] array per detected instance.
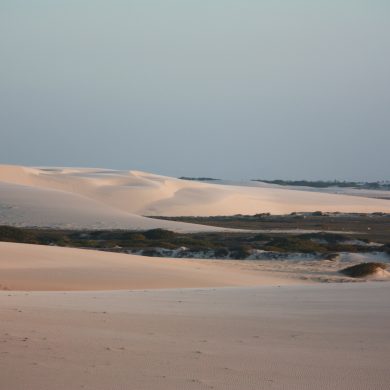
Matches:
[[1, 1, 389, 180]]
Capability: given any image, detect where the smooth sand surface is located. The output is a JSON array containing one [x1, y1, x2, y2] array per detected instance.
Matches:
[[214, 179, 390, 200], [0, 242, 295, 291], [0, 182, 225, 233], [1, 165, 390, 230], [1, 283, 389, 390]]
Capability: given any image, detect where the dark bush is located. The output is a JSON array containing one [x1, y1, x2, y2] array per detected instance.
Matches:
[[298, 232, 349, 244], [129, 233, 146, 241], [155, 241, 177, 249], [250, 233, 268, 242], [143, 229, 176, 240], [324, 253, 339, 261], [0, 226, 37, 243], [254, 213, 270, 218], [340, 262, 387, 278], [142, 249, 160, 257], [214, 248, 229, 258], [230, 245, 252, 259], [263, 237, 326, 253]]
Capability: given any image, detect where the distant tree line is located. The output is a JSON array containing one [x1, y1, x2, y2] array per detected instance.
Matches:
[[252, 179, 390, 190], [179, 177, 220, 181]]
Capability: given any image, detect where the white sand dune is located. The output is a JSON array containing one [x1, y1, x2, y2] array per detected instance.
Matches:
[[0, 242, 294, 291], [0, 182, 222, 232], [1, 165, 390, 230]]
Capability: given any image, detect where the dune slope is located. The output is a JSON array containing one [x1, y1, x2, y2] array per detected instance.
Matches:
[[0, 242, 292, 291], [0, 182, 223, 232], [1, 165, 390, 230]]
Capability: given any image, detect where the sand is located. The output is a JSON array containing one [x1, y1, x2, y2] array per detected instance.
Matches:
[[0, 242, 295, 291], [1, 165, 390, 231], [1, 165, 390, 389], [0, 182, 226, 233], [1, 243, 389, 389], [1, 283, 389, 390]]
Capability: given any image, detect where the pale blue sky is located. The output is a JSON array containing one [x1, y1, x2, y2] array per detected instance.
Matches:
[[1, 1, 389, 180]]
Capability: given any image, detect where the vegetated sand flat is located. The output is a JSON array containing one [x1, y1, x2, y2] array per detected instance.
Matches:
[[1, 283, 389, 390], [0, 242, 296, 291], [1, 165, 390, 231]]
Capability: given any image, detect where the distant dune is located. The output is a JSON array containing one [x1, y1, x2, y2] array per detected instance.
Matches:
[[1, 165, 390, 230]]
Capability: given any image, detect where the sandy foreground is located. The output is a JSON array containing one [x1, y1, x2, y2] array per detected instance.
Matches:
[[1, 165, 390, 231], [1, 284, 389, 390], [0, 242, 390, 389]]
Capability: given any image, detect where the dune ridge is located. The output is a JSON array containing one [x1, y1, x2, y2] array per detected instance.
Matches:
[[1, 165, 390, 231]]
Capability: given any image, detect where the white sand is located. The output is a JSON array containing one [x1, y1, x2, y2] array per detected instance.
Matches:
[[0, 242, 294, 291], [1, 165, 390, 231], [1, 243, 389, 389], [1, 283, 389, 390], [0, 181, 224, 232]]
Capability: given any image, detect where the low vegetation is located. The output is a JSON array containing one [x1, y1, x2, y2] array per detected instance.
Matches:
[[340, 262, 387, 278], [251, 179, 390, 190], [179, 177, 220, 181], [1, 225, 389, 261], [152, 213, 390, 242]]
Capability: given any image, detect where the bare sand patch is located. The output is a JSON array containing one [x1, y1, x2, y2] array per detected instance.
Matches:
[[1, 283, 389, 389]]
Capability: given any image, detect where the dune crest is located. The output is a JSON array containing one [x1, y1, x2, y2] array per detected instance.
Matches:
[[1, 165, 390, 230]]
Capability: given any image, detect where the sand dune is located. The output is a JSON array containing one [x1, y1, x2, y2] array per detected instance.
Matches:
[[0, 242, 294, 291], [1, 165, 390, 230], [0, 182, 223, 232]]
